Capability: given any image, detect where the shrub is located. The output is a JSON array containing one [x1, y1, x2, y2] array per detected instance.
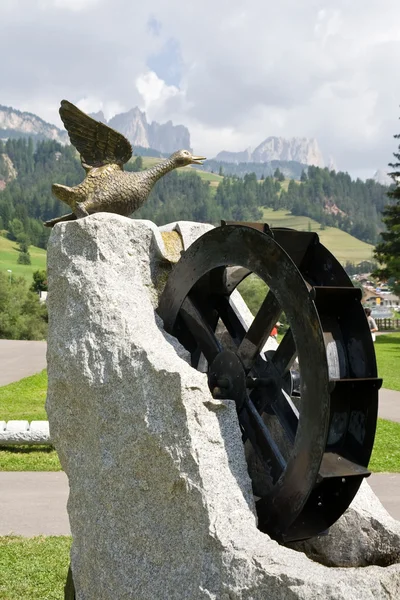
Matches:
[[0, 272, 47, 339]]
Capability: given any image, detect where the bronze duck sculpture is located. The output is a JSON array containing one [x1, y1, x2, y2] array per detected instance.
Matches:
[[44, 100, 206, 227]]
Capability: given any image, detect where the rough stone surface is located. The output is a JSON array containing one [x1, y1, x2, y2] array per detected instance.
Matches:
[[159, 220, 214, 250], [288, 480, 400, 567], [46, 215, 400, 600]]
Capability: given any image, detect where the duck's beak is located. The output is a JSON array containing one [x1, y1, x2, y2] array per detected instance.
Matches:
[[191, 155, 206, 165]]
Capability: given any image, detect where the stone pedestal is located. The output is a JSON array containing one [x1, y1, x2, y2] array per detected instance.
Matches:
[[46, 215, 400, 599]]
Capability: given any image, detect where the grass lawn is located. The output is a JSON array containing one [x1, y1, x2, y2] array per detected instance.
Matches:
[[369, 419, 400, 472], [374, 333, 400, 392], [0, 445, 61, 471], [0, 359, 399, 472], [0, 535, 71, 600], [261, 208, 374, 265], [0, 370, 48, 421], [0, 370, 61, 471], [0, 234, 46, 284]]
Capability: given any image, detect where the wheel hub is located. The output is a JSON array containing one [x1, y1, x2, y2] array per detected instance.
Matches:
[[208, 350, 246, 410]]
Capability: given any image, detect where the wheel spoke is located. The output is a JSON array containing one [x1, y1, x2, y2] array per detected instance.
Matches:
[[213, 295, 247, 346], [270, 328, 297, 376], [240, 394, 286, 483], [237, 291, 281, 371], [209, 266, 252, 295], [246, 375, 299, 445], [271, 389, 299, 445], [180, 296, 222, 363]]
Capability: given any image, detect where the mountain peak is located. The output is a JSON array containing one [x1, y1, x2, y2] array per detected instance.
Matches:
[[107, 107, 191, 153], [0, 102, 191, 156], [373, 169, 392, 185], [252, 136, 324, 167], [88, 110, 107, 124], [215, 136, 325, 167]]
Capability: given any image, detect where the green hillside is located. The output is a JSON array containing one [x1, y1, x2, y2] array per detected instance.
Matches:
[[191, 168, 223, 185], [0, 207, 371, 274], [262, 208, 374, 264], [0, 209, 374, 280], [140, 156, 161, 168], [0, 138, 377, 270], [140, 156, 223, 185], [0, 139, 387, 255], [0, 234, 46, 282]]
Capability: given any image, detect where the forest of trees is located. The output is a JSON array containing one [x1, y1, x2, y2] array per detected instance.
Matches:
[[0, 138, 82, 248], [135, 170, 264, 224], [278, 167, 388, 243], [0, 138, 392, 248], [202, 159, 306, 180]]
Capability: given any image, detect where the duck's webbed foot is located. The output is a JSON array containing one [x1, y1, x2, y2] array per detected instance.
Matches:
[[75, 203, 90, 219]]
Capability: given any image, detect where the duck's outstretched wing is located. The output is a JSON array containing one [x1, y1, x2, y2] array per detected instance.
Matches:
[[59, 100, 132, 168]]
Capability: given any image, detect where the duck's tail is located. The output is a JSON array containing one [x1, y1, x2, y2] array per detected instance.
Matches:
[[43, 213, 77, 228], [52, 183, 77, 207]]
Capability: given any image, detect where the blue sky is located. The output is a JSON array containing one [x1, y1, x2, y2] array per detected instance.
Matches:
[[1, 0, 400, 178], [147, 38, 183, 88]]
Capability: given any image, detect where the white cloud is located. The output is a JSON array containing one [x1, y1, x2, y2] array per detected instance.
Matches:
[[39, 0, 101, 11], [136, 71, 182, 116], [314, 9, 342, 45], [0, 0, 400, 175], [76, 97, 126, 121]]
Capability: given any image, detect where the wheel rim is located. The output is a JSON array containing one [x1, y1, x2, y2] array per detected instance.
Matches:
[[158, 224, 381, 542]]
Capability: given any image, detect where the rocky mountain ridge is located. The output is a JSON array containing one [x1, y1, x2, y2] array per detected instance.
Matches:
[[215, 136, 325, 168], [0, 104, 68, 144], [90, 107, 192, 154], [0, 153, 17, 190], [0, 103, 191, 156], [373, 169, 392, 186]]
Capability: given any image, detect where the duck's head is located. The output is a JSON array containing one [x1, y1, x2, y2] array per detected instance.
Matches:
[[169, 149, 206, 167]]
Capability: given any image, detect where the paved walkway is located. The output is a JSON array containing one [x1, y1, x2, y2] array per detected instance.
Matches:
[[0, 471, 398, 536], [1, 340, 399, 422], [0, 472, 70, 535], [378, 388, 400, 423], [368, 473, 400, 521], [0, 340, 47, 386], [0, 340, 399, 537]]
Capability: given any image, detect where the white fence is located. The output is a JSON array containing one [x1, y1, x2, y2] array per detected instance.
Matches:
[[0, 420, 51, 445]]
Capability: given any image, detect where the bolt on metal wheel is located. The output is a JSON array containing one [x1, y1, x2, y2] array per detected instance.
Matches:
[[158, 223, 381, 542]]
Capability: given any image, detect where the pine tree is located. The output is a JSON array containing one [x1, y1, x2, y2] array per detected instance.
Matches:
[[374, 126, 400, 293], [133, 156, 143, 171], [274, 167, 285, 181], [17, 235, 31, 265]]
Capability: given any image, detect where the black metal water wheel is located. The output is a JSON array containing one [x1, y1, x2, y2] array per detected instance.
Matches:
[[158, 223, 382, 543]]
